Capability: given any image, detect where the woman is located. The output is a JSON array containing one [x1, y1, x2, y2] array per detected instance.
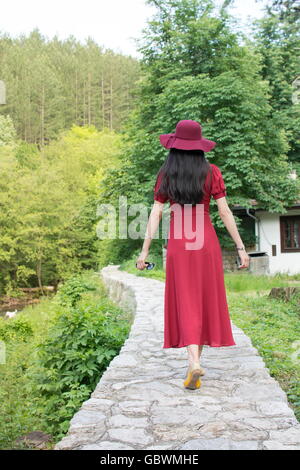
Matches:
[[136, 120, 250, 390]]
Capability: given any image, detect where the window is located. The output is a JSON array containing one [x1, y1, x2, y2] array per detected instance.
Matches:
[[280, 215, 300, 252]]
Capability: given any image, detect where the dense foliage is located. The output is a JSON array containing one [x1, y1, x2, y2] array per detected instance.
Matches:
[[254, 0, 300, 168], [100, 0, 299, 255], [0, 123, 123, 295], [0, 0, 299, 449], [0, 272, 131, 448], [0, 0, 299, 287], [0, 29, 140, 145]]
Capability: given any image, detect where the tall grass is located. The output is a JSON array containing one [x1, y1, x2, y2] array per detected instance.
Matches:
[[0, 271, 131, 449], [228, 290, 300, 421]]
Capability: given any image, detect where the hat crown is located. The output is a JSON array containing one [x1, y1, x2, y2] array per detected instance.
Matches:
[[175, 120, 202, 140], [159, 119, 216, 152]]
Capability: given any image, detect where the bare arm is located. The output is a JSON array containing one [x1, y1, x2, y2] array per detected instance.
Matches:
[[215, 197, 250, 269], [136, 201, 164, 269]]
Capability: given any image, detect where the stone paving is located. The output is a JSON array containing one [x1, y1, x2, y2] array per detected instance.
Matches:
[[54, 264, 300, 451]]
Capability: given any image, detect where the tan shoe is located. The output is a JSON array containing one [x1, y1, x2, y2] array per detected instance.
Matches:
[[184, 362, 203, 390]]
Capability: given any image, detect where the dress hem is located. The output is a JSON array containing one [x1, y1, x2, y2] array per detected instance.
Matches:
[[163, 341, 236, 349]]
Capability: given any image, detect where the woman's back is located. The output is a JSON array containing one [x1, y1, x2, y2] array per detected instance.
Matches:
[[154, 162, 227, 213]]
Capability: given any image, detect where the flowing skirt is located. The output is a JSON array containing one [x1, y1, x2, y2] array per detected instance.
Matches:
[[163, 206, 236, 348]]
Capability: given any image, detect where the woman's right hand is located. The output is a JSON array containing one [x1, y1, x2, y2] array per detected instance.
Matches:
[[136, 249, 149, 270], [238, 249, 250, 269]]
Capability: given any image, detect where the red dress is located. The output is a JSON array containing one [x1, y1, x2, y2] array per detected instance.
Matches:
[[153, 163, 236, 348]]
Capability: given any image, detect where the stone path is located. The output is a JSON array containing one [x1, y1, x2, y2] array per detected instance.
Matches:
[[54, 265, 300, 451]]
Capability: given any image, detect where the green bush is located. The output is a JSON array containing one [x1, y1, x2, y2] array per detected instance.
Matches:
[[0, 271, 131, 448], [0, 317, 33, 343], [55, 274, 97, 308], [97, 238, 142, 269], [24, 274, 131, 440]]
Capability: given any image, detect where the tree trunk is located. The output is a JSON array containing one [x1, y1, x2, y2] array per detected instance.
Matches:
[[75, 70, 78, 124], [88, 71, 91, 126], [101, 72, 105, 129], [269, 287, 300, 302], [110, 76, 113, 130], [36, 259, 44, 295], [83, 80, 86, 125], [40, 85, 45, 148]]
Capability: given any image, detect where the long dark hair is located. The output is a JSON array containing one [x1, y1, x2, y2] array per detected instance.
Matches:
[[155, 148, 213, 206]]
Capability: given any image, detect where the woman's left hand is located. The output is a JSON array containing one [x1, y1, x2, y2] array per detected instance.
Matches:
[[136, 249, 149, 270]]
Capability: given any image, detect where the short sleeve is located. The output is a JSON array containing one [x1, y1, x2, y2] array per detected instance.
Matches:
[[153, 171, 168, 203], [210, 164, 227, 200]]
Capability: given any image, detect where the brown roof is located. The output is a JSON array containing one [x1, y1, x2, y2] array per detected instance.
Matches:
[[231, 199, 257, 208], [232, 199, 300, 210]]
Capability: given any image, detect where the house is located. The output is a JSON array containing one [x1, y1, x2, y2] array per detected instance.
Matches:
[[231, 173, 300, 275]]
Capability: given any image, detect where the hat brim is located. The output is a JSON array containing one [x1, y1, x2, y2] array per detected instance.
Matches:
[[159, 133, 216, 152]]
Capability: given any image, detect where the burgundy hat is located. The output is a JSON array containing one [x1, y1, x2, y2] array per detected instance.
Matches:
[[159, 119, 216, 152]]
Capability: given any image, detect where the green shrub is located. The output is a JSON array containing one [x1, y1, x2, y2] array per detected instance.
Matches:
[[0, 317, 33, 342], [97, 238, 143, 269], [55, 274, 97, 308], [24, 279, 130, 440], [0, 271, 131, 448]]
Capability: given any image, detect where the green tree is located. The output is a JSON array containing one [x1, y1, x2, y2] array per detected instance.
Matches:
[[0, 115, 17, 146], [100, 0, 299, 256], [0, 29, 141, 145], [0, 125, 122, 294], [262, 0, 300, 21], [254, 1, 300, 166]]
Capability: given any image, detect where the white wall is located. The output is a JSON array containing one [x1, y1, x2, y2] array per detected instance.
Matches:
[[256, 209, 300, 275]]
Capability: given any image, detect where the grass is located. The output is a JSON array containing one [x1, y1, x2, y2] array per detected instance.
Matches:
[[228, 290, 300, 420], [120, 258, 300, 421], [0, 270, 131, 450], [0, 297, 62, 449], [224, 271, 300, 292]]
